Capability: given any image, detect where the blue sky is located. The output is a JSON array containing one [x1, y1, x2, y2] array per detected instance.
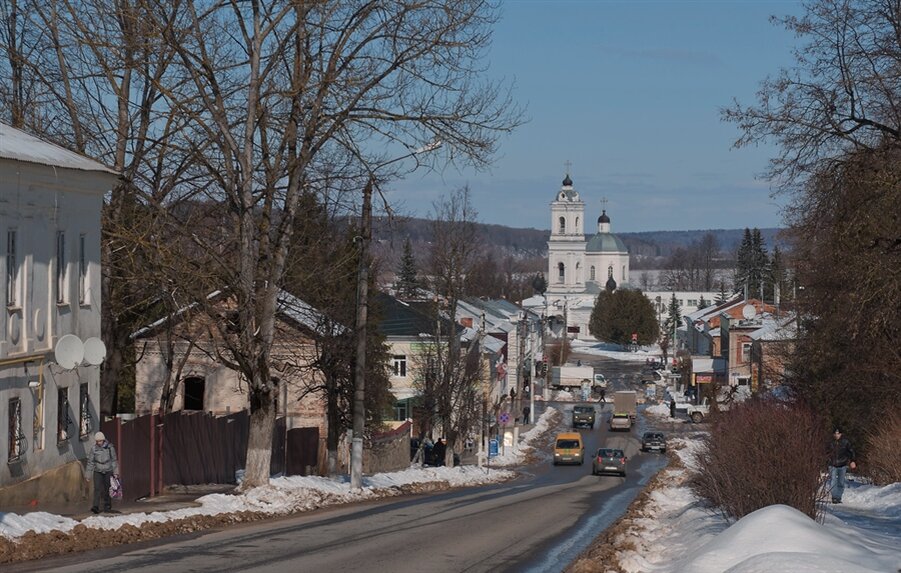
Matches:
[[384, 0, 802, 233]]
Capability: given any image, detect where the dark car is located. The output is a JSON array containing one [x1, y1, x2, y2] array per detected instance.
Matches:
[[640, 431, 667, 453], [572, 405, 596, 429], [592, 448, 627, 477]]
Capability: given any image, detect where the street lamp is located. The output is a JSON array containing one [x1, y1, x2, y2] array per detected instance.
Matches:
[[350, 141, 441, 491]]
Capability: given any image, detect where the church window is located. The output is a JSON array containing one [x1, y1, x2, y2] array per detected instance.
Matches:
[[557, 262, 565, 283], [575, 216, 580, 230], [622, 265, 626, 281], [576, 262, 581, 283], [607, 266, 613, 279], [590, 266, 595, 281], [558, 216, 566, 234]]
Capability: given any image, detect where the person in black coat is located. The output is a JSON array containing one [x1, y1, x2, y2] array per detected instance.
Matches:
[[432, 437, 447, 467], [827, 427, 856, 503]]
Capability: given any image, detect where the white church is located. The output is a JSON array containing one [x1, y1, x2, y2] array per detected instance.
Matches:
[[534, 173, 630, 338]]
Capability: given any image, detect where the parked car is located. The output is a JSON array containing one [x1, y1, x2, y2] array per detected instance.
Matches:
[[553, 432, 584, 465], [609, 412, 632, 431], [592, 448, 627, 477], [640, 431, 667, 453], [572, 405, 596, 429]]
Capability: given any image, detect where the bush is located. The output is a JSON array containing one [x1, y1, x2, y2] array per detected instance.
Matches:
[[688, 398, 826, 521], [865, 410, 901, 485]]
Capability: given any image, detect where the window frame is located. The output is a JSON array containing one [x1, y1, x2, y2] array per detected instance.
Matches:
[[392, 355, 407, 377], [6, 228, 17, 307], [57, 388, 71, 444], [56, 231, 67, 304], [8, 397, 25, 463], [78, 234, 87, 304], [79, 383, 92, 439]]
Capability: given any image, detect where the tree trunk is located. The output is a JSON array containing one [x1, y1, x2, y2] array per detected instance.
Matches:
[[243, 384, 276, 489], [326, 380, 340, 476]]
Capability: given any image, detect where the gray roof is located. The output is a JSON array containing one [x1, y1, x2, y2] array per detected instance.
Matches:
[[585, 232, 628, 253], [0, 122, 118, 174]]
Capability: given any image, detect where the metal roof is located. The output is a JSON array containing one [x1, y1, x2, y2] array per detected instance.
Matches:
[[0, 122, 118, 175]]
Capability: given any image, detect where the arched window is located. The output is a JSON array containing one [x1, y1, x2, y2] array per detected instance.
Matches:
[[622, 265, 626, 281], [557, 262, 565, 283], [183, 377, 205, 411], [575, 216, 580, 230], [590, 266, 596, 280], [576, 262, 582, 283], [608, 265, 614, 279], [558, 216, 566, 234]]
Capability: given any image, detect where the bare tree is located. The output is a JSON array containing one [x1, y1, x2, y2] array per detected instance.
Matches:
[[723, 0, 901, 185]]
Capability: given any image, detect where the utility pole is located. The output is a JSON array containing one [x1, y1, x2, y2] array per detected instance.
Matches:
[[528, 317, 535, 424], [350, 179, 373, 491]]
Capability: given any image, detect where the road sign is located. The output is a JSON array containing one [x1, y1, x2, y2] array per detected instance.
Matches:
[[488, 438, 499, 457], [499, 412, 510, 425]]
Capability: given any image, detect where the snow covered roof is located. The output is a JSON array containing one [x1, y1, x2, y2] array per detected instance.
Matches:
[[277, 291, 346, 336], [0, 122, 118, 175], [749, 315, 797, 342]]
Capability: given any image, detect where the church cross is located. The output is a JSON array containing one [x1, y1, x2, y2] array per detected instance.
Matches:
[[564, 160, 572, 174], [600, 197, 608, 210]]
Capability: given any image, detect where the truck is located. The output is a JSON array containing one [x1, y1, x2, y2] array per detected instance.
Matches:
[[572, 405, 596, 428], [686, 398, 731, 423], [612, 390, 638, 421], [550, 365, 595, 391]]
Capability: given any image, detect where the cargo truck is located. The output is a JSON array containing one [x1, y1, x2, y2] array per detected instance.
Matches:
[[612, 390, 638, 421], [550, 365, 595, 391]]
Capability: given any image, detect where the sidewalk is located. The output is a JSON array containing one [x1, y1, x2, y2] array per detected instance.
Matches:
[[3, 483, 235, 520]]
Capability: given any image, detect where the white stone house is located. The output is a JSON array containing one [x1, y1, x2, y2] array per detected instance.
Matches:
[[0, 123, 116, 499]]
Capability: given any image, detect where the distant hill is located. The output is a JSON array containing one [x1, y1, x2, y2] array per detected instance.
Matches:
[[372, 216, 786, 263]]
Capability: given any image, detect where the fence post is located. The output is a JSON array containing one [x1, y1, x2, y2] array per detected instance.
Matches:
[[158, 414, 164, 494], [149, 412, 156, 497]]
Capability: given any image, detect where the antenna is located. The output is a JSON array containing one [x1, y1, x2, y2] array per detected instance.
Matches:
[[54, 334, 85, 370], [741, 304, 757, 320], [83, 337, 107, 366]]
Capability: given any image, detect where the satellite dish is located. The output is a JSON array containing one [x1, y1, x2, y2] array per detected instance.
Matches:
[[83, 337, 107, 366], [54, 334, 85, 370], [741, 304, 757, 320]]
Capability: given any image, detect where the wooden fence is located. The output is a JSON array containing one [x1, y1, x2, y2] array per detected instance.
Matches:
[[104, 411, 318, 500]]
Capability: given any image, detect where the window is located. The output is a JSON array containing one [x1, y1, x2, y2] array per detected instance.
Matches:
[[558, 216, 566, 234], [392, 355, 407, 377], [78, 234, 87, 304], [575, 216, 580, 230], [57, 388, 70, 443], [33, 382, 44, 451], [622, 265, 626, 281], [8, 398, 24, 462], [56, 231, 66, 303], [6, 229, 17, 306], [607, 265, 613, 279], [393, 401, 409, 421], [688, 299, 697, 307], [79, 383, 92, 439], [557, 262, 565, 283], [590, 266, 595, 281], [183, 377, 205, 410], [741, 342, 752, 364]]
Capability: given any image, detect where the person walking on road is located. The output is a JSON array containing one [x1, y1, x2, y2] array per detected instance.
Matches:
[[85, 431, 119, 514], [432, 437, 447, 467], [827, 427, 856, 504]]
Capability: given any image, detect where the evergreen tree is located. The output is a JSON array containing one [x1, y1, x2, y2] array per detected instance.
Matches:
[[531, 272, 548, 295], [751, 228, 770, 299], [396, 237, 419, 299], [697, 296, 709, 310], [768, 245, 787, 305], [588, 289, 659, 345], [664, 293, 682, 339], [715, 279, 730, 305], [733, 228, 754, 293]]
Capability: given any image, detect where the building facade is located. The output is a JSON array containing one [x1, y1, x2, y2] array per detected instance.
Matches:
[[0, 123, 116, 500]]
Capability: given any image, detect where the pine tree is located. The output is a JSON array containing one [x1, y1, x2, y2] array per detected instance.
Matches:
[[733, 228, 753, 293], [751, 228, 769, 299], [396, 237, 419, 299], [715, 279, 730, 304], [664, 293, 682, 336], [531, 272, 548, 295], [697, 296, 709, 310]]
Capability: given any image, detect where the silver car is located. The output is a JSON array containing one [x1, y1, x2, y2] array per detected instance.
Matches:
[[609, 412, 632, 431], [592, 448, 627, 476]]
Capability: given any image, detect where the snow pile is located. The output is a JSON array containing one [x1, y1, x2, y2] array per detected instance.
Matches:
[[551, 389, 576, 401], [490, 407, 558, 466], [644, 402, 672, 418], [0, 465, 514, 541], [610, 437, 901, 573]]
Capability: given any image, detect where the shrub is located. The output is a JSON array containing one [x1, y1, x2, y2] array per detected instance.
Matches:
[[688, 398, 826, 521], [865, 410, 901, 485]]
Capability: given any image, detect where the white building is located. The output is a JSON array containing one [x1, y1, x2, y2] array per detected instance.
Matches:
[[0, 123, 116, 503], [542, 173, 630, 337]]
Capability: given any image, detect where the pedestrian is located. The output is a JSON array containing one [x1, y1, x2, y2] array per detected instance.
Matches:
[[599, 388, 606, 403], [827, 427, 856, 504], [85, 431, 119, 514], [669, 399, 676, 419], [432, 437, 447, 467], [522, 406, 531, 424]]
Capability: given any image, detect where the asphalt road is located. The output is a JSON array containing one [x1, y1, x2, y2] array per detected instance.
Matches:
[[16, 353, 670, 573]]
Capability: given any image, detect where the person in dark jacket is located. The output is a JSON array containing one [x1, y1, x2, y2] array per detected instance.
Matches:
[[827, 427, 856, 503], [85, 431, 119, 514], [432, 437, 447, 467]]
